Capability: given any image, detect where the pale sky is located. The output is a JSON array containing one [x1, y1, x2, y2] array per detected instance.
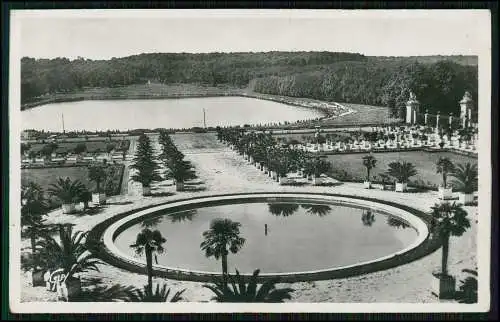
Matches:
[[13, 9, 490, 60]]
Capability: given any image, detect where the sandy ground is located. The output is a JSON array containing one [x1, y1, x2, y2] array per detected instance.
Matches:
[[20, 133, 478, 303]]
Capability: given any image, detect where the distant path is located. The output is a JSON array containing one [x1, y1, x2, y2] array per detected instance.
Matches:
[[119, 136, 138, 195], [269, 126, 375, 135]]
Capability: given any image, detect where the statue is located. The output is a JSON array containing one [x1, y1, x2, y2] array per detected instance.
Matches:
[[409, 91, 417, 101], [461, 91, 473, 103]]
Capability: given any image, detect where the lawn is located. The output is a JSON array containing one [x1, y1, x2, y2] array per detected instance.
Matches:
[[321, 103, 401, 126], [21, 164, 124, 208], [326, 151, 477, 188], [170, 132, 223, 151], [27, 140, 130, 155]]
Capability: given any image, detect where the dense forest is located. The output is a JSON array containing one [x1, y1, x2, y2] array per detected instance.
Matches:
[[21, 52, 477, 117], [252, 59, 478, 117]]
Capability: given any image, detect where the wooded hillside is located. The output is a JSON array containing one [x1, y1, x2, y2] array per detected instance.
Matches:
[[21, 52, 477, 117]]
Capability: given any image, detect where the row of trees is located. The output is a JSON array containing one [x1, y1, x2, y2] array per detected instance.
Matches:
[[158, 131, 197, 191], [361, 154, 477, 199], [130, 132, 198, 194], [21, 52, 365, 103], [217, 126, 478, 197], [252, 60, 477, 118], [216, 127, 331, 184]]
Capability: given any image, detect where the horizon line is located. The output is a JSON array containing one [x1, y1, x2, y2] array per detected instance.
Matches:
[[20, 51, 479, 61]]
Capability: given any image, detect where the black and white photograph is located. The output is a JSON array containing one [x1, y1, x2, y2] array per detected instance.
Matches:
[[8, 9, 492, 313]]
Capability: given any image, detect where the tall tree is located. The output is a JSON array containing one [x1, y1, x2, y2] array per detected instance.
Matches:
[[200, 218, 246, 286], [88, 165, 107, 194], [362, 154, 377, 182], [21, 181, 47, 255], [436, 157, 455, 188], [131, 134, 160, 194], [430, 202, 470, 276], [129, 228, 166, 295]]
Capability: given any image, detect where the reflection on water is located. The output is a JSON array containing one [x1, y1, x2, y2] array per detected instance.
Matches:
[[115, 201, 419, 273], [300, 204, 332, 217], [386, 215, 410, 229], [361, 209, 376, 227], [141, 209, 198, 227], [141, 216, 162, 228], [268, 203, 300, 217], [169, 209, 197, 223]]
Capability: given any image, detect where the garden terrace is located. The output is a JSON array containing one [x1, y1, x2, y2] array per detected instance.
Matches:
[[24, 140, 130, 156], [21, 130, 478, 303], [21, 164, 124, 209]]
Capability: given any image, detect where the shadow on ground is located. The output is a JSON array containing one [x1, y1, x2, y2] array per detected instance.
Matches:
[[106, 201, 134, 206], [80, 206, 107, 216], [403, 187, 431, 193], [186, 180, 205, 186], [181, 186, 207, 192], [149, 191, 176, 197], [314, 182, 344, 187]]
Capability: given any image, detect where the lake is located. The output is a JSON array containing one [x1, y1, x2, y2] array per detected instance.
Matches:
[[21, 96, 324, 131]]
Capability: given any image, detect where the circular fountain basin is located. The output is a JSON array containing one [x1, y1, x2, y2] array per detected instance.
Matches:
[[99, 193, 431, 282]]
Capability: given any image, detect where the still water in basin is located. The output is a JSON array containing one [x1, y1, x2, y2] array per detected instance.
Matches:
[[114, 202, 418, 274], [21, 96, 323, 131]]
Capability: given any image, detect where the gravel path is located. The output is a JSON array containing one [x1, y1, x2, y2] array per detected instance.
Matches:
[[20, 133, 478, 303]]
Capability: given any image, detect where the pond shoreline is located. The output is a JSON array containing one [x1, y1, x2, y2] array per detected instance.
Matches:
[[21, 88, 351, 122]]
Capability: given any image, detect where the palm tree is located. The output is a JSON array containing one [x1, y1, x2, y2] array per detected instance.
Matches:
[[300, 204, 332, 217], [129, 228, 166, 295], [88, 164, 107, 194], [386, 215, 410, 229], [200, 218, 246, 286], [430, 202, 471, 276], [37, 224, 103, 299], [268, 203, 299, 217], [456, 268, 478, 303], [169, 210, 197, 223], [304, 157, 331, 185], [126, 283, 185, 302], [21, 181, 47, 255], [79, 188, 92, 210], [386, 161, 418, 192], [362, 154, 377, 187], [378, 173, 391, 190], [48, 177, 86, 213], [72, 283, 138, 302], [361, 209, 375, 226], [436, 157, 455, 189], [450, 162, 478, 205], [203, 269, 294, 303], [140, 216, 162, 229]]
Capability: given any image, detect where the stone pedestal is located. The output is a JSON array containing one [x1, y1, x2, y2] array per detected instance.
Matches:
[[431, 273, 456, 300]]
